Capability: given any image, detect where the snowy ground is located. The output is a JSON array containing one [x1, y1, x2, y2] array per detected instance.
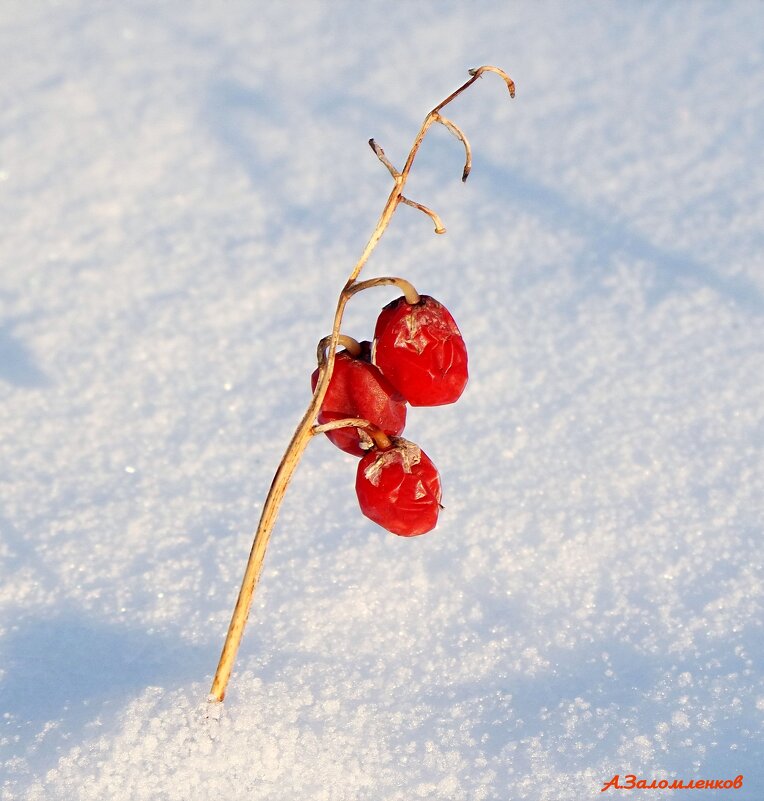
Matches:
[[1, 2, 763, 799]]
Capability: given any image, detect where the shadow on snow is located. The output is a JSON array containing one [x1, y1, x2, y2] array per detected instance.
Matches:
[[0, 609, 209, 777]]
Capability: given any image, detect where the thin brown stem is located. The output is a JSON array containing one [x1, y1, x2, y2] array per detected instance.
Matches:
[[209, 65, 514, 702], [400, 65, 515, 181], [369, 139, 400, 179], [433, 113, 472, 182], [400, 196, 446, 234], [468, 65, 516, 98], [316, 333, 362, 368], [312, 418, 392, 450], [345, 276, 420, 305]]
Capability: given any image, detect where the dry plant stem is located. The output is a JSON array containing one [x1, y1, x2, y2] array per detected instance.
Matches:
[[433, 113, 472, 182], [313, 418, 392, 450], [400, 197, 446, 234], [315, 279, 419, 370], [399, 65, 514, 183], [369, 139, 400, 179], [346, 276, 420, 305], [209, 66, 514, 702], [316, 333, 362, 367]]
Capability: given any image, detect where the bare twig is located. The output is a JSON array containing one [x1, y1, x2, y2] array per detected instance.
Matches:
[[400, 196, 446, 234], [433, 113, 472, 182], [468, 65, 516, 98], [345, 276, 420, 305], [209, 66, 514, 702], [313, 418, 392, 450], [369, 139, 400, 179], [316, 334, 362, 368]]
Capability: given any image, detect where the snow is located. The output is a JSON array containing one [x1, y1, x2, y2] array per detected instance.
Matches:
[[1, 2, 762, 799]]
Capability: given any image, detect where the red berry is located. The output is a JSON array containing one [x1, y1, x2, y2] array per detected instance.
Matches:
[[355, 437, 442, 536], [311, 347, 407, 456], [372, 295, 468, 406]]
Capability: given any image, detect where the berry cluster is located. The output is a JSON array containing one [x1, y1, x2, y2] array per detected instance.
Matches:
[[209, 68, 515, 702], [313, 292, 468, 537]]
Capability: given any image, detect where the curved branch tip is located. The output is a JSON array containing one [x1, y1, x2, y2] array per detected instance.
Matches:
[[468, 65, 516, 99]]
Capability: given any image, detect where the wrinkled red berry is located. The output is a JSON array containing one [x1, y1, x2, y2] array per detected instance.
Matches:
[[355, 437, 442, 536], [311, 347, 407, 456], [372, 295, 468, 406]]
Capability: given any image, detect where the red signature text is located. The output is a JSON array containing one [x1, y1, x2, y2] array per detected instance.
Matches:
[[601, 774, 744, 792]]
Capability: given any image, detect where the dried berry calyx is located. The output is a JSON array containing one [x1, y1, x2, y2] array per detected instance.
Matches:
[[355, 437, 442, 536], [372, 295, 468, 407], [311, 345, 407, 457]]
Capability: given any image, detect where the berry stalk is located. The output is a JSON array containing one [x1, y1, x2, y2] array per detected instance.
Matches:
[[313, 417, 393, 450]]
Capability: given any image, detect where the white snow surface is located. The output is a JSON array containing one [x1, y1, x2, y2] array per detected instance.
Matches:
[[1, 2, 763, 799]]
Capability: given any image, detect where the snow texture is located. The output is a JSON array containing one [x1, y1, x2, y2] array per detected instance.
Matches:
[[1, 2, 762, 799]]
